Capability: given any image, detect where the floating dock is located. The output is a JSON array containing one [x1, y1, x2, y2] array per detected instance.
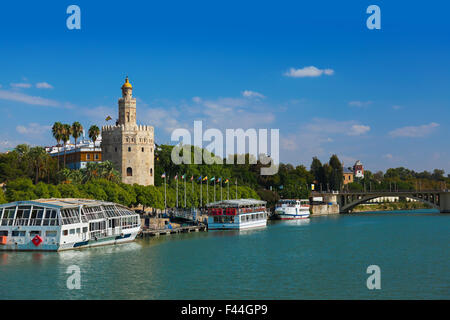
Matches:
[[138, 225, 207, 238]]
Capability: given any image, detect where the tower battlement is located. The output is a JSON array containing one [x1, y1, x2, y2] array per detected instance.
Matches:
[[102, 124, 154, 132]]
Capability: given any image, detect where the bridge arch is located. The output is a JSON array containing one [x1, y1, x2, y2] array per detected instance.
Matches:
[[340, 193, 440, 213]]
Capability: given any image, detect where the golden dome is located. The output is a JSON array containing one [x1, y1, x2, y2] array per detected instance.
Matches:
[[122, 76, 132, 89]]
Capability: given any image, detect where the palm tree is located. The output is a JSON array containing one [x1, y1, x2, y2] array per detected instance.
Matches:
[[61, 124, 72, 168], [88, 125, 100, 152], [52, 122, 63, 170], [29, 146, 47, 184], [71, 121, 83, 148]]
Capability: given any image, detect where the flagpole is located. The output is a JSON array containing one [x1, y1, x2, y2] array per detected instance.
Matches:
[[207, 179, 209, 204], [176, 175, 178, 208], [184, 176, 186, 208], [235, 179, 237, 199], [200, 178, 202, 208], [214, 178, 216, 202], [227, 181, 229, 200], [221, 179, 223, 201], [164, 175, 167, 215]]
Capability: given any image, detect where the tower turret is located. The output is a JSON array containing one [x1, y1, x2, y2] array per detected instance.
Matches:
[[118, 76, 136, 126]]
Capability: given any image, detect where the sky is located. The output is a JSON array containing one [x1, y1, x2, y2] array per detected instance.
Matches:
[[0, 0, 449, 173]]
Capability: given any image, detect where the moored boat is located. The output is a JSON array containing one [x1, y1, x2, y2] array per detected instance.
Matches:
[[273, 199, 310, 219], [206, 199, 267, 230], [0, 198, 141, 251]]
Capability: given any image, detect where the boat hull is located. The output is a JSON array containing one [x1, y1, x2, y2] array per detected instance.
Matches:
[[276, 212, 310, 220], [208, 219, 267, 230], [0, 230, 139, 252]]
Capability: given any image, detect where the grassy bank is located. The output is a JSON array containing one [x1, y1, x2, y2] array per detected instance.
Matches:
[[352, 201, 432, 212]]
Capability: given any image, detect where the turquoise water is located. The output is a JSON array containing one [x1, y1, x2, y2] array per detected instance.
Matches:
[[1, 210, 449, 299]]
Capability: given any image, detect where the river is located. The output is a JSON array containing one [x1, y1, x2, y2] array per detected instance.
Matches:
[[1, 209, 448, 299]]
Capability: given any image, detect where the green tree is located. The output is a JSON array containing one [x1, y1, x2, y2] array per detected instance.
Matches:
[[52, 122, 63, 170], [88, 125, 100, 152], [71, 121, 83, 148], [61, 123, 72, 168], [328, 154, 343, 191], [0, 188, 7, 204]]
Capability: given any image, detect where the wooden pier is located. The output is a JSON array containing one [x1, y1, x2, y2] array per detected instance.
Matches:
[[138, 225, 207, 238]]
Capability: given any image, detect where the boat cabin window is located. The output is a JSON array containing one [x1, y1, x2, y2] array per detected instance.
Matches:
[[63, 230, 68, 236], [1, 207, 15, 226], [14, 206, 31, 226], [30, 207, 44, 226], [0, 230, 8, 236], [61, 208, 80, 225], [43, 209, 58, 226], [12, 231, 26, 237], [29, 231, 41, 236]]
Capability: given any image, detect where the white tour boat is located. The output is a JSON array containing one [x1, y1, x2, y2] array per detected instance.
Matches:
[[274, 199, 310, 219], [206, 199, 268, 230], [0, 198, 141, 251]]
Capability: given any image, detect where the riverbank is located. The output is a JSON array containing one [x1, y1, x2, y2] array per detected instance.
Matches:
[[351, 202, 432, 212]]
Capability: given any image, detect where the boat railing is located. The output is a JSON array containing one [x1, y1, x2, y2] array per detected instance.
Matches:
[[90, 230, 107, 240]]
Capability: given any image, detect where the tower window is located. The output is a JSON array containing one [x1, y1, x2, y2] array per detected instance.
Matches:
[[128, 147, 131, 152], [142, 147, 144, 152], [126, 167, 133, 176], [150, 168, 153, 176], [115, 147, 117, 152]]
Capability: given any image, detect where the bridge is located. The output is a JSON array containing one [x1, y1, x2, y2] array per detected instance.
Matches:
[[313, 190, 450, 213]]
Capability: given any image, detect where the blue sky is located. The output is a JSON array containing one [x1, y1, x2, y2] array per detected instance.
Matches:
[[0, 0, 449, 172]]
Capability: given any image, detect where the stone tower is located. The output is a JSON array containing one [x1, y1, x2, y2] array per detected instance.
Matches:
[[101, 77, 155, 186]]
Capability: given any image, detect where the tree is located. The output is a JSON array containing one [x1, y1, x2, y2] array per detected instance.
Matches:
[[29, 146, 48, 184], [328, 154, 343, 191], [88, 125, 100, 151], [61, 123, 72, 168], [71, 121, 83, 148], [311, 157, 323, 181], [0, 188, 6, 204], [52, 122, 63, 170]]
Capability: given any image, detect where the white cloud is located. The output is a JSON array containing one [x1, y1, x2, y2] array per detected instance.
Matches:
[[389, 122, 439, 138], [392, 105, 402, 110], [11, 83, 32, 88], [16, 123, 51, 135], [192, 96, 202, 103], [284, 66, 334, 78], [348, 101, 373, 107], [36, 82, 54, 89], [306, 118, 370, 136], [144, 107, 182, 133], [242, 90, 265, 99], [0, 89, 60, 107], [349, 124, 371, 136], [383, 153, 393, 159]]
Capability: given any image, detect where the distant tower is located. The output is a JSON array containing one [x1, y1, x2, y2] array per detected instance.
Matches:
[[101, 77, 155, 185], [353, 160, 364, 179]]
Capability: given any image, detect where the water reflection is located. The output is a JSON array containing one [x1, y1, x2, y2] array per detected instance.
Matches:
[[281, 219, 311, 226], [57, 242, 142, 262]]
